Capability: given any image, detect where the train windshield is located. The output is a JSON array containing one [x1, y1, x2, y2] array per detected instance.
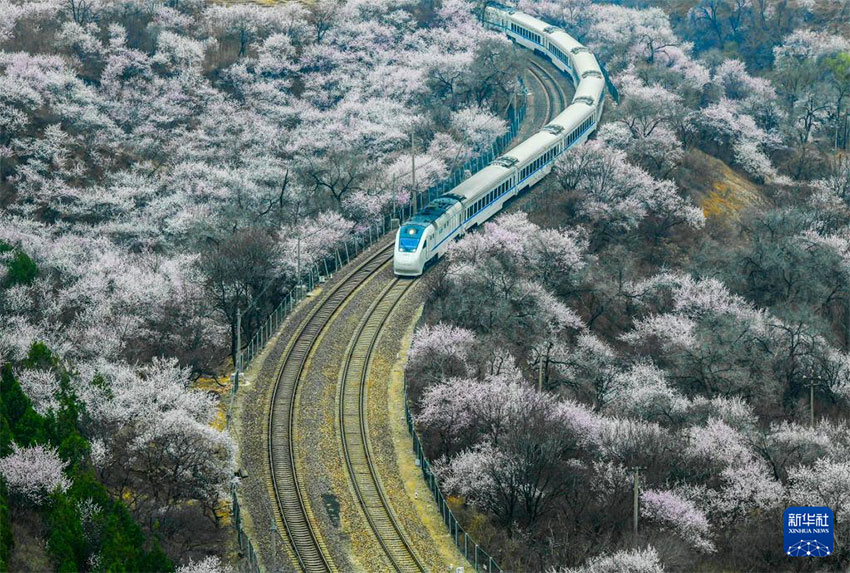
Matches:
[[398, 224, 424, 252]]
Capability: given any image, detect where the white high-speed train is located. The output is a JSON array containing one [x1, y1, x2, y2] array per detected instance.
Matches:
[[393, 3, 605, 277]]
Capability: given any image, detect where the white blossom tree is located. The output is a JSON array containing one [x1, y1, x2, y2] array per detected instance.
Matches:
[[0, 444, 70, 504]]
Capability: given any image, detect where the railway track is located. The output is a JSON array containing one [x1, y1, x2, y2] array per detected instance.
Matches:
[[263, 48, 569, 573], [527, 58, 569, 123], [338, 278, 422, 572], [268, 242, 394, 572]]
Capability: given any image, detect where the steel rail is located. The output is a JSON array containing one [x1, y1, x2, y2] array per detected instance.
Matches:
[[268, 241, 394, 572], [528, 58, 568, 123], [338, 278, 422, 572]]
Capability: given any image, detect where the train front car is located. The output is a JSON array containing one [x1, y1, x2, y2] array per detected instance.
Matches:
[[393, 222, 430, 277]]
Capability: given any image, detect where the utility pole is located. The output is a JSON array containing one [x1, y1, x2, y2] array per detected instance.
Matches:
[[631, 466, 642, 537], [296, 234, 301, 285], [235, 307, 241, 392], [802, 367, 815, 427], [411, 132, 417, 215], [538, 353, 544, 392], [391, 173, 399, 228], [810, 378, 815, 427]]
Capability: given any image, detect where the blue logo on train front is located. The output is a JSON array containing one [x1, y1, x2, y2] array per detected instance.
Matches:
[[784, 507, 834, 557]]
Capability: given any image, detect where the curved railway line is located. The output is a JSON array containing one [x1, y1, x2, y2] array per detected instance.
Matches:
[[263, 55, 570, 573], [512, 55, 572, 148], [526, 58, 568, 124], [267, 243, 394, 571], [338, 278, 422, 572]]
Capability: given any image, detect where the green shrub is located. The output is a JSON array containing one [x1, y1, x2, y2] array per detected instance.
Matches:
[[0, 480, 12, 572], [0, 242, 38, 288], [1, 348, 172, 573]]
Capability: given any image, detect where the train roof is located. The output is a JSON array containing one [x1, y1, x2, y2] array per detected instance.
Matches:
[[573, 76, 605, 103], [445, 164, 511, 202], [572, 52, 601, 76], [503, 131, 560, 165], [548, 104, 594, 132], [507, 11, 550, 34], [549, 30, 583, 53], [407, 195, 462, 226]]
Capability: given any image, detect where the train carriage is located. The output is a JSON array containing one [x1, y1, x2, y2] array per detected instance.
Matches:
[[394, 3, 606, 277]]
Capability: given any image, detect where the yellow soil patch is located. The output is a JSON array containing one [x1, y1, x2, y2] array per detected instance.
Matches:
[[701, 166, 762, 219], [195, 375, 231, 431], [681, 149, 765, 221]]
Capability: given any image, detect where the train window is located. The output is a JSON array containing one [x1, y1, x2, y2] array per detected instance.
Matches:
[[399, 224, 423, 252]]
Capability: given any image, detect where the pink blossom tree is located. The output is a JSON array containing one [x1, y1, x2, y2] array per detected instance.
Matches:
[[641, 489, 715, 552], [553, 546, 664, 573]]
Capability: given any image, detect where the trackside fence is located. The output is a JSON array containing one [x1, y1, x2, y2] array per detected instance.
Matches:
[[231, 484, 261, 573], [404, 376, 502, 572], [232, 97, 528, 377], [227, 96, 525, 572]]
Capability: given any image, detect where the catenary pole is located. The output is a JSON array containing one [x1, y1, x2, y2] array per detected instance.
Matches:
[[411, 132, 417, 214]]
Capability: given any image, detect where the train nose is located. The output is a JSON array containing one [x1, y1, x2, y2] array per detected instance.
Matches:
[[393, 251, 423, 276]]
